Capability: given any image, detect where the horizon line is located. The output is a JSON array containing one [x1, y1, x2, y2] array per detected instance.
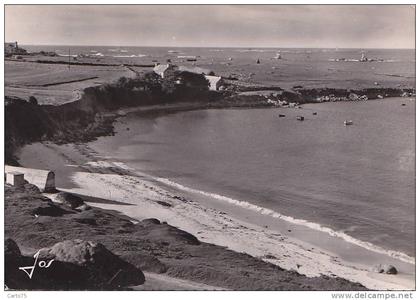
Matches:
[[16, 43, 415, 50]]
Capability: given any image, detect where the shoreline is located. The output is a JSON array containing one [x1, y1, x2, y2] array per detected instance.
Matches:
[[6, 46, 415, 291], [100, 98, 415, 262], [17, 102, 415, 290], [86, 130, 416, 290]]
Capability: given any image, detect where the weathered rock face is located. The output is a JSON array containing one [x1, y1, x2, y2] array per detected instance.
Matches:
[[5, 238, 145, 290], [372, 264, 398, 275], [38, 239, 145, 289], [5, 238, 22, 259], [32, 202, 68, 217], [55, 192, 84, 209], [5, 238, 28, 289], [77, 203, 92, 211], [141, 218, 161, 225]]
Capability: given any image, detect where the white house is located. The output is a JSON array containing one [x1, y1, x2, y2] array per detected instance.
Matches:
[[205, 75, 223, 91], [153, 64, 178, 78], [154, 64, 223, 91]]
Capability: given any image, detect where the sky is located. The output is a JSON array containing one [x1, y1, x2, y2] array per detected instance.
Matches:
[[5, 5, 416, 49]]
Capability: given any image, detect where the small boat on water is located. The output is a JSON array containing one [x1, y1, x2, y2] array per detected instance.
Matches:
[[313, 112, 317, 115], [296, 116, 304, 121], [344, 120, 353, 126], [402, 103, 406, 106], [278, 114, 286, 117]]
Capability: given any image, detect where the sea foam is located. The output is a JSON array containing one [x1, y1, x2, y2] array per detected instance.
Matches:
[[155, 176, 415, 265]]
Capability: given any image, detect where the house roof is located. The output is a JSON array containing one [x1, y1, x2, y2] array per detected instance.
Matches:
[[205, 75, 222, 84], [178, 66, 212, 75], [153, 64, 177, 74]]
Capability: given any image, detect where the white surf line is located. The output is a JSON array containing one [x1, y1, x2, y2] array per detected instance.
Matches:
[[154, 177, 415, 265]]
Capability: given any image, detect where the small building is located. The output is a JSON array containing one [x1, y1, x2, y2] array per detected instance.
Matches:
[[153, 63, 178, 78], [205, 75, 223, 91], [6, 172, 25, 187], [5, 165, 56, 192]]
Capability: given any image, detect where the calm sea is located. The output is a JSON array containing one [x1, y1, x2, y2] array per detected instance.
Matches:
[[90, 97, 415, 259], [22, 45, 415, 88]]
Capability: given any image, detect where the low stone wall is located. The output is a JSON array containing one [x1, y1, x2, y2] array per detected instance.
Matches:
[[5, 165, 55, 192]]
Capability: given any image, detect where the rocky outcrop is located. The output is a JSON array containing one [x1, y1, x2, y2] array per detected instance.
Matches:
[[5, 238, 30, 289], [5, 238, 145, 290], [5, 183, 368, 290], [39, 239, 145, 289], [55, 192, 84, 209], [372, 264, 398, 275]]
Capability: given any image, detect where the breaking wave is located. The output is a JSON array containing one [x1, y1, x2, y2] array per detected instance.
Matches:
[[58, 54, 78, 57], [155, 176, 415, 265], [236, 49, 271, 53], [113, 54, 147, 58]]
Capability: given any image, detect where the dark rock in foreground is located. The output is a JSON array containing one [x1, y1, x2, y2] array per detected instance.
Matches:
[[373, 264, 398, 275], [55, 192, 84, 209], [5, 238, 145, 290], [39, 239, 145, 289]]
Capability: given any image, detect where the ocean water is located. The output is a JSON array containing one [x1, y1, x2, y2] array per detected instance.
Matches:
[[90, 97, 415, 260], [22, 45, 415, 88]]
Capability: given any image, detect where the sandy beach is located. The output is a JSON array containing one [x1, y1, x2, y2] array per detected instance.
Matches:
[[17, 120, 415, 290]]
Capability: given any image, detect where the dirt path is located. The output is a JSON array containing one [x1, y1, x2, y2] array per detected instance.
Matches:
[[133, 272, 227, 291]]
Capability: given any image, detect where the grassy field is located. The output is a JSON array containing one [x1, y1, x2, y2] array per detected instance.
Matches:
[[5, 58, 140, 105]]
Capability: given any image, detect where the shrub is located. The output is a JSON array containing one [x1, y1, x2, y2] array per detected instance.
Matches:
[[28, 96, 38, 105]]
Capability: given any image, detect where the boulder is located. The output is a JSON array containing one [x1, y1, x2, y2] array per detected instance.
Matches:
[[5, 239, 35, 289], [32, 202, 68, 217], [141, 218, 161, 225], [348, 93, 359, 101], [5, 238, 22, 263], [383, 265, 398, 275], [38, 239, 145, 289], [372, 264, 398, 275], [55, 192, 84, 209], [5, 239, 24, 289], [77, 203, 92, 211]]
